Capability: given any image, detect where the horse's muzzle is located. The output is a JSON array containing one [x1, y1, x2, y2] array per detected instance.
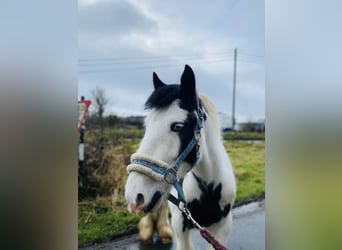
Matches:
[[128, 190, 163, 216]]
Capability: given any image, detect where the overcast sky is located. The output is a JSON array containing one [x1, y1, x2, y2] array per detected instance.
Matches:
[[78, 0, 265, 123]]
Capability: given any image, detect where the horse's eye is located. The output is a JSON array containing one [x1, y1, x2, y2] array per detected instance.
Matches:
[[171, 122, 184, 132]]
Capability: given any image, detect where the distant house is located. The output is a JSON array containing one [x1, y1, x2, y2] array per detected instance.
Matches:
[[124, 116, 145, 126], [239, 119, 265, 132], [218, 112, 240, 132]]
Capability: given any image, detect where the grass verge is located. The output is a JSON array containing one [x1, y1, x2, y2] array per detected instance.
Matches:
[[222, 131, 265, 141], [225, 141, 265, 205], [78, 140, 264, 247], [78, 203, 140, 246]]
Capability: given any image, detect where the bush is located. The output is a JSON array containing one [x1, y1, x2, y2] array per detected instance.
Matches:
[[78, 129, 139, 199]]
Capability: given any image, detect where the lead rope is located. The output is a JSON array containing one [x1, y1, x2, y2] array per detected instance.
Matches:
[[181, 206, 228, 250]]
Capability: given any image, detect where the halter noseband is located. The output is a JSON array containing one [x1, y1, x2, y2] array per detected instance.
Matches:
[[127, 105, 206, 206]]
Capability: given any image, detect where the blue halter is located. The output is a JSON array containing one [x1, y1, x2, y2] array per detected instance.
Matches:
[[130, 105, 206, 208]]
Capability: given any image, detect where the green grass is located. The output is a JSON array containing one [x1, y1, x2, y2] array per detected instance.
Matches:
[[78, 204, 140, 246], [78, 132, 264, 247], [225, 141, 265, 204], [222, 131, 265, 141]]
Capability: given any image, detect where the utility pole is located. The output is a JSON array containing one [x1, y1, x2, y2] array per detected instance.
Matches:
[[232, 48, 237, 132]]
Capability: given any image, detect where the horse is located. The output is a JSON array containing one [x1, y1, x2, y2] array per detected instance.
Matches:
[[125, 65, 236, 250]]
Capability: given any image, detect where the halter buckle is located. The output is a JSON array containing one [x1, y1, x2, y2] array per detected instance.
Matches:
[[164, 168, 177, 184]]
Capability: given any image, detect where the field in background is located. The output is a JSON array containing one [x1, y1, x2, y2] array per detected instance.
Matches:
[[78, 129, 264, 247]]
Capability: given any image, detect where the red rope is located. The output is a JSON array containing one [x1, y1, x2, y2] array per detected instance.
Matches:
[[200, 228, 228, 250]]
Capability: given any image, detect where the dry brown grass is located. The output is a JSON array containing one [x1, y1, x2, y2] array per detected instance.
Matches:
[[80, 129, 139, 199]]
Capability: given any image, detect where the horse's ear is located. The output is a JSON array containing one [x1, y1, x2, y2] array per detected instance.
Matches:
[[180, 65, 197, 109], [153, 72, 166, 89]]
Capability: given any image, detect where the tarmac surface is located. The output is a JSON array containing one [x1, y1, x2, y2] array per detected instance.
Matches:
[[80, 199, 265, 250]]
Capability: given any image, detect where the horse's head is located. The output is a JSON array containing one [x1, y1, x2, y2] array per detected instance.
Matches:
[[125, 65, 204, 215]]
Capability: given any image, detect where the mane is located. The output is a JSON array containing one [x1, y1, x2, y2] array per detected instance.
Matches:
[[199, 94, 221, 137]]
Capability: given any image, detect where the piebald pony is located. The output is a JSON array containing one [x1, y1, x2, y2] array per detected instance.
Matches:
[[125, 65, 236, 250]]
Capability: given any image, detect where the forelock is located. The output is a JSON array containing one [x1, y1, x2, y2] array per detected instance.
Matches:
[[145, 84, 180, 110]]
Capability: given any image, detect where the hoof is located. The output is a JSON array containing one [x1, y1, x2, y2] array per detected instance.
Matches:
[[139, 237, 153, 244], [160, 236, 172, 244], [157, 225, 173, 244]]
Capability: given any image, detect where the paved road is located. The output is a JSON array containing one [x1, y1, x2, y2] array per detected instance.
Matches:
[[81, 200, 265, 250]]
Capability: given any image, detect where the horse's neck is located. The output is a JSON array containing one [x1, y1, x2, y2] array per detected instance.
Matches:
[[192, 116, 228, 180]]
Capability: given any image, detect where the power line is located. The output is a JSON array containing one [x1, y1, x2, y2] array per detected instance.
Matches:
[[79, 55, 235, 67], [78, 50, 264, 74], [79, 51, 236, 64], [79, 51, 263, 63], [79, 57, 236, 74]]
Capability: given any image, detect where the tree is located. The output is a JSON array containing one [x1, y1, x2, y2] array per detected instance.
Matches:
[[91, 86, 109, 121], [90, 86, 109, 162]]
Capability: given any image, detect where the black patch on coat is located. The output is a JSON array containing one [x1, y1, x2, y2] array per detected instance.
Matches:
[[182, 173, 231, 231], [178, 112, 198, 165]]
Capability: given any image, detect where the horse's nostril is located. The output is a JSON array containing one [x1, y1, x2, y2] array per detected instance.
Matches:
[[136, 193, 144, 205]]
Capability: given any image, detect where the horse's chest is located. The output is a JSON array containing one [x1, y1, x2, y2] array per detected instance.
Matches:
[[182, 172, 231, 231]]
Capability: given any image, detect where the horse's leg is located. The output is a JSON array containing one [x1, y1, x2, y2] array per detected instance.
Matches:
[[155, 201, 173, 244], [170, 206, 195, 250], [138, 213, 155, 243], [205, 212, 232, 250]]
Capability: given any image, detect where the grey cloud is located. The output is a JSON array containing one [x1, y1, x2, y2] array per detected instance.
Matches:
[[78, 0, 265, 122], [79, 0, 157, 37]]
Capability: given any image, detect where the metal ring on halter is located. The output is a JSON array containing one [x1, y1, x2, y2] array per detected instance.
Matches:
[[164, 168, 177, 184]]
